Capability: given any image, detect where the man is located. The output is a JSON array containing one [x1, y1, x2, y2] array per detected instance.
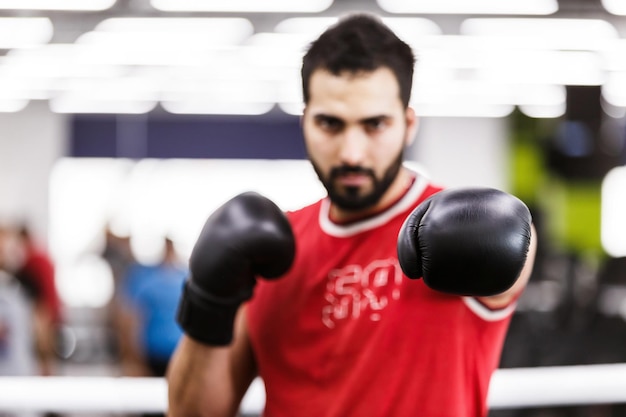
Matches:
[[167, 13, 537, 417]]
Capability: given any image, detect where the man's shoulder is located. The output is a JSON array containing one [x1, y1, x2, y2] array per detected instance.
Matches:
[[419, 183, 445, 204], [287, 198, 324, 221]]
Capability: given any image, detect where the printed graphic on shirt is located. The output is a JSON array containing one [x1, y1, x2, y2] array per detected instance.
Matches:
[[322, 258, 403, 328]]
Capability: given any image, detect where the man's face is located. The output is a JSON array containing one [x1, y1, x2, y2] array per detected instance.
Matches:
[[302, 67, 415, 212]]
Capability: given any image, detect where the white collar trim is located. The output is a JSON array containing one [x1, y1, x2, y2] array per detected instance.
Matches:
[[318, 172, 429, 238], [463, 297, 517, 321]]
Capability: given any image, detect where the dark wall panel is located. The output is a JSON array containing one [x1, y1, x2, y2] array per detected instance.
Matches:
[[147, 117, 306, 159], [71, 116, 118, 157], [70, 114, 307, 160]]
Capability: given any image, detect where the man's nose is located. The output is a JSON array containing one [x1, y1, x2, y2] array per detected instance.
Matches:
[[338, 128, 367, 166]]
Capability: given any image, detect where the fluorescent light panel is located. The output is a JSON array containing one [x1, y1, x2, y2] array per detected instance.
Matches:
[[160, 80, 278, 114], [150, 0, 332, 12], [0, 77, 53, 100], [50, 97, 157, 114], [413, 103, 514, 118], [602, 39, 626, 71], [94, 17, 253, 41], [0, 99, 28, 112], [412, 80, 565, 106], [275, 17, 441, 38], [0, 0, 115, 10], [602, 0, 626, 15], [377, 0, 557, 15], [80, 17, 253, 48], [0, 17, 52, 48], [161, 101, 274, 115], [475, 51, 604, 86], [243, 33, 318, 69], [602, 72, 626, 107], [461, 19, 618, 51], [602, 166, 626, 257], [518, 103, 566, 118], [4, 44, 127, 78]]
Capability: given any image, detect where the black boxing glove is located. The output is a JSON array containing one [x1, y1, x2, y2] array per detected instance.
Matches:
[[397, 188, 532, 296], [177, 192, 295, 345]]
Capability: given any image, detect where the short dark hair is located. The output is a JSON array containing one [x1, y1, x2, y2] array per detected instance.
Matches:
[[301, 13, 416, 108]]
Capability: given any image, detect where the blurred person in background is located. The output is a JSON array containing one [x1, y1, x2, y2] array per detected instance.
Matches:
[[0, 225, 38, 378], [99, 225, 136, 365], [117, 237, 186, 391], [0, 222, 62, 378]]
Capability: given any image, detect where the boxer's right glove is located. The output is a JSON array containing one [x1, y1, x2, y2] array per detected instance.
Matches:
[[177, 192, 295, 346], [397, 187, 532, 297]]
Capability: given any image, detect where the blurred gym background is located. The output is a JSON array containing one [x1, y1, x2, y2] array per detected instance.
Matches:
[[1, 0, 626, 415]]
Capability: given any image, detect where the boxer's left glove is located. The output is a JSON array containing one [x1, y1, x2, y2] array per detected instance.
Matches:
[[397, 187, 532, 296], [177, 192, 295, 346]]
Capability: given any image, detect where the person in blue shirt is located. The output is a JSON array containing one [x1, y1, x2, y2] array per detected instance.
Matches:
[[119, 237, 187, 380]]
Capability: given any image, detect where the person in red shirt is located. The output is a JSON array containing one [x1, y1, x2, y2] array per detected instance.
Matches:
[[166, 13, 537, 417], [14, 224, 62, 376]]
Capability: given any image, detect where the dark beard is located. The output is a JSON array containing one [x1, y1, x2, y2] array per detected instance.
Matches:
[[310, 148, 405, 212]]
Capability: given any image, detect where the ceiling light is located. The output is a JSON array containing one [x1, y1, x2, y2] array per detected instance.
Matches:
[[243, 33, 310, 68], [278, 102, 304, 116], [150, 0, 332, 12], [0, 77, 53, 100], [94, 17, 253, 43], [60, 77, 160, 100], [72, 44, 222, 67], [80, 17, 253, 48], [50, 77, 159, 114], [161, 101, 274, 115], [601, 39, 626, 71], [4, 45, 126, 79], [412, 80, 565, 107], [476, 51, 604, 86], [74, 18, 252, 67], [160, 79, 277, 115], [0, 99, 29, 113], [514, 84, 565, 106], [274, 17, 337, 35], [461, 18, 618, 51], [0, 0, 115, 10], [413, 103, 514, 118], [518, 103, 566, 119], [602, 72, 626, 107], [602, 0, 626, 15], [50, 97, 157, 114], [602, 166, 626, 257], [275, 17, 441, 39], [377, 0, 557, 15], [0, 17, 53, 48]]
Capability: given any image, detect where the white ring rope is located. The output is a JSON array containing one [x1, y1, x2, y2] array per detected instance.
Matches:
[[1, 364, 626, 413]]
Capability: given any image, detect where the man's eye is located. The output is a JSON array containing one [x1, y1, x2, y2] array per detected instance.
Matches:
[[319, 118, 342, 131], [365, 119, 385, 132]]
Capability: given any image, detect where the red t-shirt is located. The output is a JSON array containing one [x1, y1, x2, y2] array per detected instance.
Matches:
[[20, 246, 62, 324], [246, 175, 516, 417]]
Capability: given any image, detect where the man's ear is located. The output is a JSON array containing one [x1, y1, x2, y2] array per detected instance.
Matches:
[[405, 106, 419, 147]]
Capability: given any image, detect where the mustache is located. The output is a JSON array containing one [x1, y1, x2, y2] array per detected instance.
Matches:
[[329, 165, 375, 179]]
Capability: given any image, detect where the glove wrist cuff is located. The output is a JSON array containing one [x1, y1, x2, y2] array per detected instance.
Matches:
[[176, 282, 240, 346]]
